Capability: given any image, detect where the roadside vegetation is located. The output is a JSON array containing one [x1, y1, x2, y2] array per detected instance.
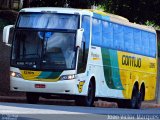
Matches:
[[0, 19, 9, 29], [0, 10, 18, 29], [1, 0, 160, 30]]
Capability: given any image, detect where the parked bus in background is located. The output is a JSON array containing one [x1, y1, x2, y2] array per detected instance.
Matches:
[[3, 8, 157, 109]]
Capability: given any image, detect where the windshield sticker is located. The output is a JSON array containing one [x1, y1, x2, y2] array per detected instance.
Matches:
[[38, 32, 53, 39]]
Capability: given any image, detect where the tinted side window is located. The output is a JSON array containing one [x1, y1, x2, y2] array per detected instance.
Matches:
[[102, 21, 113, 48], [149, 33, 156, 57], [77, 16, 90, 73], [142, 31, 149, 55], [92, 18, 102, 46], [124, 26, 134, 52], [113, 24, 124, 50], [134, 29, 142, 54], [91, 17, 156, 58]]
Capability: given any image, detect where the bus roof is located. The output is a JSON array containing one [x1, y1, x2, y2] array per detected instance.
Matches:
[[20, 7, 92, 15], [20, 7, 156, 33]]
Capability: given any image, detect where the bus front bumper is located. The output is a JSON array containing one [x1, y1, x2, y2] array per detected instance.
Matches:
[[10, 77, 77, 95]]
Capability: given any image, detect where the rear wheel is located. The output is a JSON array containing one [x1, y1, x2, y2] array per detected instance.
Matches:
[[26, 92, 39, 104], [135, 87, 144, 109], [117, 85, 141, 109], [75, 81, 95, 107], [129, 86, 139, 108]]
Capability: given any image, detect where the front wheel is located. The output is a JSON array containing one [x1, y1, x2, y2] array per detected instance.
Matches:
[[26, 92, 39, 104], [75, 81, 95, 107]]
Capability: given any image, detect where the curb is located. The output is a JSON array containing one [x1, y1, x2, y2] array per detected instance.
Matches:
[[0, 96, 26, 103], [94, 101, 117, 108], [94, 100, 160, 108], [142, 102, 160, 108]]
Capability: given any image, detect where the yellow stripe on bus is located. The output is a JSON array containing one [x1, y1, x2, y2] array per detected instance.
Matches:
[[117, 51, 157, 100]]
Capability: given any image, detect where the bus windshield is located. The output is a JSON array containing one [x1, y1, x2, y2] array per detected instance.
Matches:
[[11, 30, 76, 70], [17, 13, 79, 30]]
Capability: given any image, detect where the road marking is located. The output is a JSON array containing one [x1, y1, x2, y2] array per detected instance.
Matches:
[[0, 104, 87, 114]]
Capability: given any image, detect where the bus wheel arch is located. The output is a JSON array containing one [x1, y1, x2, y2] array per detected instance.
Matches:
[[133, 81, 139, 92], [75, 76, 96, 107], [85, 76, 96, 106], [90, 76, 96, 94], [130, 81, 139, 101]]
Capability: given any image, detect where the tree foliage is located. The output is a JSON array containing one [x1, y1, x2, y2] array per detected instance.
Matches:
[[104, 0, 160, 26], [28, 0, 160, 26], [30, 0, 105, 8]]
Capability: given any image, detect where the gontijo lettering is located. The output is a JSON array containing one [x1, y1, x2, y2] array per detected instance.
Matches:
[[122, 55, 141, 68]]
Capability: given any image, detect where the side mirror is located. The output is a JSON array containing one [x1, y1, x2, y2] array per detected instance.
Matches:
[[76, 28, 84, 48], [3, 25, 14, 46]]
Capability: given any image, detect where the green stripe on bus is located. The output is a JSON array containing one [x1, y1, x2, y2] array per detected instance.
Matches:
[[37, 71, 61, 79], [101, 48, 124, 90]]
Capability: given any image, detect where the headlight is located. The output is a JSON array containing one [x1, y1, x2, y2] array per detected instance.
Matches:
[[10, 71, 23, 78], [60, 74, 76, 80]]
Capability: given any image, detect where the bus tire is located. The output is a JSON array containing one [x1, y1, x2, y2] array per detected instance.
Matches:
[[117, 85, 140, 109], [127, 85, 139, 109], [75, 80, 95, 107], [26, 92, 39, 104], [135, 87, 144, 109]]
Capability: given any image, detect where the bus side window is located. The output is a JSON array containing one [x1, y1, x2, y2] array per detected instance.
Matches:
[[149, 33, 156, 57], [77, 37, 86, 73], [142, 31, 149, 56], [124, 26, 134, 52], [77, 16, 90, 73], [81, 41, 85, 62], [92, 18, 102, 46], [134, 29, 142, 54], [113, 23, 124, 50], [102, 21, 113, 48]]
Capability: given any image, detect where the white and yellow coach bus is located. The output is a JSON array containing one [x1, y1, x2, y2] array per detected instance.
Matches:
[[3, 7, 157, 109]]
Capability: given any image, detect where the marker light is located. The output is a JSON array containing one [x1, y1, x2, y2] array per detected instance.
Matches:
[[10, 71, 23, 78]]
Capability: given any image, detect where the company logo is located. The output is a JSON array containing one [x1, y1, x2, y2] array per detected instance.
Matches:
[[91, 52, 100, 60], [77, 81, 85, 93], [122, 55, 141, 68]]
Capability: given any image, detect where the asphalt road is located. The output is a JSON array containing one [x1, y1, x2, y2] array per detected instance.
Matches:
[[0, 102, 160, 120]]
